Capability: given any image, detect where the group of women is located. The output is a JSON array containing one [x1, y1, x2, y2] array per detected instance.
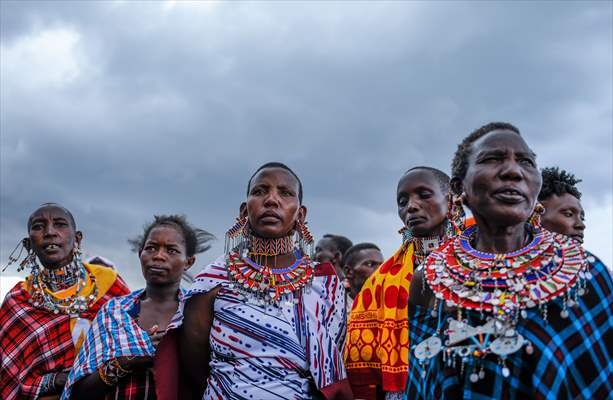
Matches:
[[0, 121, 611, 400]]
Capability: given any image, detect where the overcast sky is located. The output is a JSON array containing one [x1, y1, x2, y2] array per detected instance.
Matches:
[[1, 1, 611, 295]]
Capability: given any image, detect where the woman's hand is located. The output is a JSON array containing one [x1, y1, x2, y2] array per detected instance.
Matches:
[[116, 355, 155, 371], [53, 371, 69, 391], [146, 324, 166, 347]]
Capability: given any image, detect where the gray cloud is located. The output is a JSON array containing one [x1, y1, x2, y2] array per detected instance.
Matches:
[[1, 1, 611, 289]]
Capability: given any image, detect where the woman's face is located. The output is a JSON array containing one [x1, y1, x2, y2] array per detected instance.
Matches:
[[27, 206, 81, 269], [140, 225, 194, 286], [397, 169, 448, 237], [242, 167, 306, 238], [541, 193, 585, 242], [460, 130, 542, 227]]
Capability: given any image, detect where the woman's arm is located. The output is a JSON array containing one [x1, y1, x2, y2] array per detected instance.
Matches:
[[70, 356, 153, 400], [178, 287, 220, 398], [408, 267, 435, 308]]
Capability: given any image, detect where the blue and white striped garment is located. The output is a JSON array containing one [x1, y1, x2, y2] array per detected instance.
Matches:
[[184, 256, 347, 400]]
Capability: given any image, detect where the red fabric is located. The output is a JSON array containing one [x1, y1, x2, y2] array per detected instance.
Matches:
[[153, 330, 179, 400], [0, 278, 129, 400], [320, 378, 354, 400], [314, 261, 337, 277]]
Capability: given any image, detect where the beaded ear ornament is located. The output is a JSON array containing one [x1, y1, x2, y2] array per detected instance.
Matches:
[[413, 224, 591, 381], [224, 216, 316, 306]]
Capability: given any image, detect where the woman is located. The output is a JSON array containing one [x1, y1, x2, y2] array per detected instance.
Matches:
[[345, 166, 453, 400], [0, 203, 130, 399], [179, 162, 350, 399], [539, 166, 586, 243], [407, 122, 613, 399], [61, 215, 213, 399]]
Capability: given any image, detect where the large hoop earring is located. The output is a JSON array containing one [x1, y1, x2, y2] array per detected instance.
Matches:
[[447, 192, 466, 234]]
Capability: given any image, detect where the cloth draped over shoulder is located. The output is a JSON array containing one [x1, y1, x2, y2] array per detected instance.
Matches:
[[61, 289, 186, 400], [0, 263, 129, 400], [406, 252, 613, 400], [179, 256, 350, 399], [344, 242, 415, 396]]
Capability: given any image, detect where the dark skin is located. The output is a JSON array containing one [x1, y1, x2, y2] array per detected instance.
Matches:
[[24, 205, 82, 393], [315, 237, 344, 278], [397, 169, 448, 238], [410, 130, 542, 308], [541, 193, 585, 243], [180, 167, 307, 397], [344, 248, 384, 298], [71, 225, 195, 399]]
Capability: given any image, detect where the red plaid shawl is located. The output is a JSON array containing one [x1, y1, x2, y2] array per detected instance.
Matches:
[[0, 263, 129, 400]]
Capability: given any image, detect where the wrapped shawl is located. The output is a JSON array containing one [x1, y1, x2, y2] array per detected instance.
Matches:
[[61, 289, 186, 400], [344, 243, 414, 397], [0, 263, 129, 400], [406, 252, 613, 399], [177, 256, 351, 399]]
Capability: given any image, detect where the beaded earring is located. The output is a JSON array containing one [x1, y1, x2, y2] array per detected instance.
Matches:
[[529, 203, 546, 229], [398, 226, 414, 244], [224, 216, 248, 254], [295, 219, 314, 257], [2, 238, 29, 272], [447, 192, 466, 234]]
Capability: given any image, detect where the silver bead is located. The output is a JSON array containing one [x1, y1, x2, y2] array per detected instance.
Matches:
[[560, 309, 569, 319], [501, 367, 510, 378], [470, 373, 479, 383]]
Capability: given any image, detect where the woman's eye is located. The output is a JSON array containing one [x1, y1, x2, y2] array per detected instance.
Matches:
[[519, 158, 535, 167], [398, 198, 407, 207], [419, 192, 433, 199], [562, 211, 573, 218]]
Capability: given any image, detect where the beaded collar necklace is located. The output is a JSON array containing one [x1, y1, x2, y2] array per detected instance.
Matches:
[[40, 261, 80, 292], [227, 244, 314, 306], [27, 257, 98, 315], [413, 224, 589, 381]]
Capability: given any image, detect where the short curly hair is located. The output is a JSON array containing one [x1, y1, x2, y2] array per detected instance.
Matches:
[[451, 122, 521, 184], [129, 214, 215, 257], [538, 167, 582, 201]]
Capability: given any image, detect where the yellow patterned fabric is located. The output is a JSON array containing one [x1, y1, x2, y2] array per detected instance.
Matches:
[[344, 242, 414, 395]]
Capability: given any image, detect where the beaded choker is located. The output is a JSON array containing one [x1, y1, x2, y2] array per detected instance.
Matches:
[[413, 225, 589, 381], [27, 256, 98, 315], [412, 234, 447, 266], [227, 248, 314, 306], [248, 234, 295, 256]]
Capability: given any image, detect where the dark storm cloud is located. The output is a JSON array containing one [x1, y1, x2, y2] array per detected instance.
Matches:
[[1, 1, 611, 287]]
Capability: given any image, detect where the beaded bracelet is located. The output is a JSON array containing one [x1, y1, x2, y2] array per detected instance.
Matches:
[[98, 365, 117, 386], [40, 372, 57, 394]]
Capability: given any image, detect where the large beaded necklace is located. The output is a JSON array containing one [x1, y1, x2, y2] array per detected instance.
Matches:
[[26, 254, 98, 315], [413, 224, 589, 381], [227, 244, 314, 307]]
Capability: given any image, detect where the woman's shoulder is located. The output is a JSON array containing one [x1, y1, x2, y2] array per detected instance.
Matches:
[[189, 255, 229, 295]]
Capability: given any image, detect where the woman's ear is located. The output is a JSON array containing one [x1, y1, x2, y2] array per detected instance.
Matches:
[[185, 256, 196, 271], [298, 205, 307, 224], [239, 203, 247, 219], [75, 231, 83, 247], [22, 238, 31, 251]]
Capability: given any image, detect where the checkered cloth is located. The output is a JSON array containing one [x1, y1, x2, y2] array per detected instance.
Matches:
[[62, 289, 186, 400], [0, 265, 129, 400], [406, 252, 613, 399]]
